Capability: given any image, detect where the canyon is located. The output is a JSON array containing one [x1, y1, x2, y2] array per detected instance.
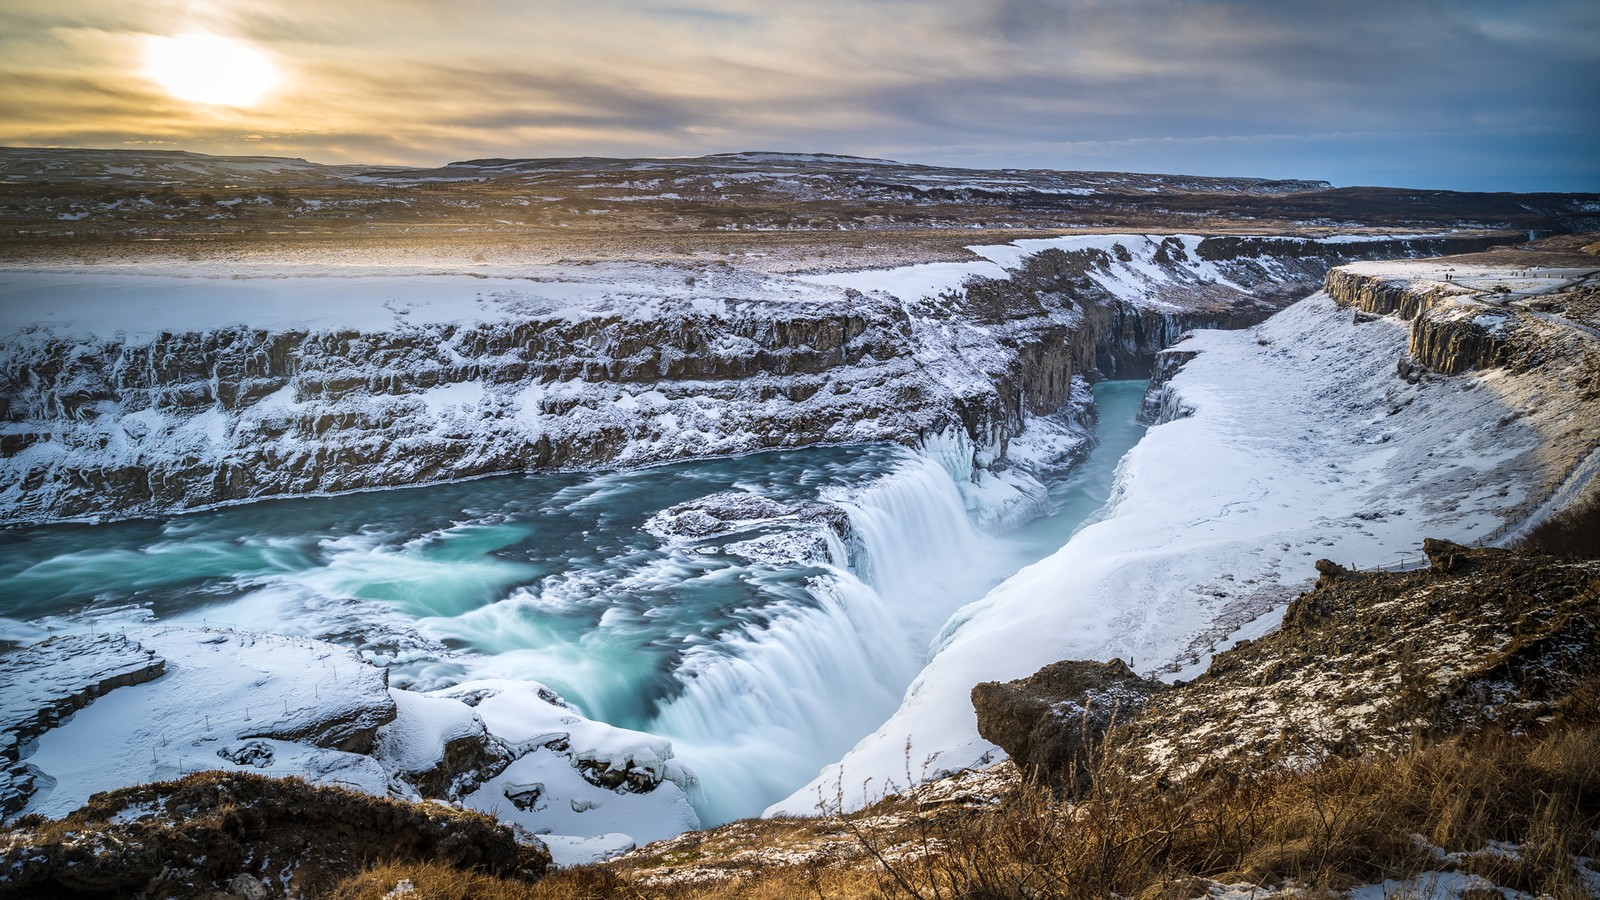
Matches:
[[0, 232, 1510, 524], [2, 148, 1598, 897]]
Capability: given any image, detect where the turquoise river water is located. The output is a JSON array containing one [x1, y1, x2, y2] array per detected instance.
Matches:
[[0, 381, 1149, 823]]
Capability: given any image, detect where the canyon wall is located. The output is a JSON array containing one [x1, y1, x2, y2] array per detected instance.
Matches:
[[1324, 267, 1514, 375], [0, 233, 1512, 523]]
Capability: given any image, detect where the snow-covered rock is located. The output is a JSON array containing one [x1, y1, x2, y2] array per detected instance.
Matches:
[[0, 634, 166, 816], [0, 628, 699, 863], [9, 628, 396, 819], [435, 679, 701, 865]]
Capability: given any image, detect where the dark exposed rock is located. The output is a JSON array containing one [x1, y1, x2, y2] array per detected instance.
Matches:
[[409, 730, 514, 802], [503, 781, 545, 812], [1422, 537, 1473, 572], [971, 658, 1163, 796], [1194, 234, 1508, 264], [1138, 346, 1199, 424], [216, 741, 275, 769], [243, 680, 395, 757], [1313, 558, 1349, 579], [0, 770, 550, 899], [574, 757, 663, 794]]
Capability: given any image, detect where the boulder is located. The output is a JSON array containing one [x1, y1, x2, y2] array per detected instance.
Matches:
[[971, 658, 1163, 796]]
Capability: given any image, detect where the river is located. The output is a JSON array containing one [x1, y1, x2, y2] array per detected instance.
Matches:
[[0, 380, 1149, 824]]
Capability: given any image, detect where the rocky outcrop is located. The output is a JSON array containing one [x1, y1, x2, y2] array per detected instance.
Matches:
[[1107, 542, 1600, 788], [0, 771, 551, 899], [1137, 346, 1198, 424], [369, 690, 516, 803], [1324, 266, 1522, 375], [408, 731, 514, 803], [971, 659, 1163, 796]]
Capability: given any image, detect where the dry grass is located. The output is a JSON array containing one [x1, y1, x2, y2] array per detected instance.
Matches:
[[320, 726, 1599, 900], [1516, 496, 1600, 559], [855, 726, 1599, 900], [323, 857, 884, 899]]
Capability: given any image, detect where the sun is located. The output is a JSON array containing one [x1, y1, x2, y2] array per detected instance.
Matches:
[[145, 33, 278, 108]]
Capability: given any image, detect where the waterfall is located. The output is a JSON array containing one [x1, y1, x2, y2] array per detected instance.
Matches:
[[646, 449, 999, 823], [823, 453, 994, 618], [1, 382, 1153, 843]]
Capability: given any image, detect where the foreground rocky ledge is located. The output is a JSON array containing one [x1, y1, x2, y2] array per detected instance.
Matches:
[[0, 771, 550, 899]]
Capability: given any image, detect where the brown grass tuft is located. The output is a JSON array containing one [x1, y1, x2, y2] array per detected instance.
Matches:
[[1516, 496, 1600, 559], [320, 726, 1597, 900]]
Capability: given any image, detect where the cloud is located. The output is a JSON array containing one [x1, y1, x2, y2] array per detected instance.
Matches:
[[0, 0, 1595, 189]]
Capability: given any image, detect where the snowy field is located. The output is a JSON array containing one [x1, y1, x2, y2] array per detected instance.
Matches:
[[1, 232, 1442, 338]]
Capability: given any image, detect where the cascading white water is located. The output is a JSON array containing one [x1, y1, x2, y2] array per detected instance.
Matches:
[[645, 453, 998, 822], [823, 454, 997, 620]]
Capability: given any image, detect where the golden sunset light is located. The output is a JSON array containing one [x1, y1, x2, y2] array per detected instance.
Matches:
[[144, 32, 278, 108]]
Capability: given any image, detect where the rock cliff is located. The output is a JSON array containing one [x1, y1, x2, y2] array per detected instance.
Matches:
[[0, 233, 1510, 523], [1321, 241, 1600, 529]]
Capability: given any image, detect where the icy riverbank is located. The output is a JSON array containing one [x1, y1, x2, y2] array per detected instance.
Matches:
[[1, 627, 699, 866]]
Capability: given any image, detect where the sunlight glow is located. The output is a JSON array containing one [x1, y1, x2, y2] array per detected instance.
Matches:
[[145, 33, 278, 108]]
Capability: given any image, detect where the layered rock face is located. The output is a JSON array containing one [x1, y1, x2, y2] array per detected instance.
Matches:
[[1325, 254, 1599, 377], [1323, 245, 1600, 525], [1324, 267, 1514, 374], [0, 233, 1508, 523]]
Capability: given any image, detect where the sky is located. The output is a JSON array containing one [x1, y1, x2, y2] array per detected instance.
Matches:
[[1, 0, 1596, 192]]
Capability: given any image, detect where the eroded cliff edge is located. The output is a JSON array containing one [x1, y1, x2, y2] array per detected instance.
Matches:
[[1319, 236, 1600, 531], [0, 232, 1506, 523]]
